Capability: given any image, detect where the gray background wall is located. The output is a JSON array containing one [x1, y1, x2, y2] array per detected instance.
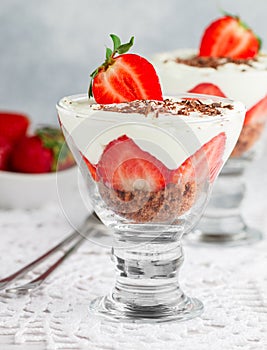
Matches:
[[1, 0, 267, 125]]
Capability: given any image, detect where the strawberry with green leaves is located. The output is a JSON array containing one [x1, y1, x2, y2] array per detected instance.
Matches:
[[11, 127, 75, 173], [199, 15, 261, 59], [89, 34, 163, 104]]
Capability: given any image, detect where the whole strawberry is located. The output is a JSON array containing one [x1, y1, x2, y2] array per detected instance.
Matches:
[[0, 136, 13, 171], [89, 34, 163, 103], [199, 15, 261, 59], [11, 127, 75, 173], [0, 112, 29, 144]]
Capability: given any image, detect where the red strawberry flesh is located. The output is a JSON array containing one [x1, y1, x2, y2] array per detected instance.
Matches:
[[11, 136, 53, 173], [170, 132, 226, 184], [0, 112, 29, 144], [84, 132, 226, 195], [188, 83, 226, 98], [96, 135, 168, 192], [82, 154, 98, 181], [0, 136, 13, 171], [89, 34, 163, 104], [244, 95, 267, 125], [93, 54, 163, 104], [199, 16, 260, 59]]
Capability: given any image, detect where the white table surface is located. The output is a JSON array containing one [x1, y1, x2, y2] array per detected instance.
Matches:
[[0, 153, 267, 350]]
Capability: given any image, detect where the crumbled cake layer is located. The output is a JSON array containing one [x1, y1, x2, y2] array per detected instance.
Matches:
[[91, 98, 233, 117], [165, 55, 257, 69], [231, 122, 265, 157], [98, 181, 197, 223]]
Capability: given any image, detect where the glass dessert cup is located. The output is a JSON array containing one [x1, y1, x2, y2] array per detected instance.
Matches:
[[190, 122, 266, 245], [153, 49, 267, 245], [57, 93, 245, 323]]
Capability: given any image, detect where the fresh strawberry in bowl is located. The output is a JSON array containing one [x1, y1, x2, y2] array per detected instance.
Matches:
[[0, 136, 13, 171], [10, 127, 75, 174], [0, 112, 30, 170], [0, 111, 30, 144], [0, 114, 78, 209]]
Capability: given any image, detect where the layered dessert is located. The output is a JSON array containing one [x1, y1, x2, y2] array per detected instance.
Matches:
[[57, 34, 245, 225], [57, 34, 247, 323], [153, 15, 267, 158], [58, 95, 245, 223]]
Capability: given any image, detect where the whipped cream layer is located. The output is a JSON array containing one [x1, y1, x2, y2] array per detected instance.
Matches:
[[57, 95, 245, 169], [152, 49, 267, 109]]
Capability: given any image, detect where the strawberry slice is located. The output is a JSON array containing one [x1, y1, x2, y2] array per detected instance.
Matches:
[[89, 34, 163, 104], [112, 158, 165, 192], [199, 15, 261, 59], [84, 133, 226, 189], [0, 112, 29, 144], [244, 95, 267, 125], [96, 135, 168, 192], [170, 133, 226, 184], [82, 154, 98, 181], [188, 83, 226, 98]]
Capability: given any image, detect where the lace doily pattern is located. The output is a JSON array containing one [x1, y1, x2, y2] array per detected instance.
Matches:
[[0, 203, 266, 350]]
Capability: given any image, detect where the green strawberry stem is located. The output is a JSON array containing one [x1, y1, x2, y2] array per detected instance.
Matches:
[[36, 127, 74, 171], [88, 34, 134, 98]]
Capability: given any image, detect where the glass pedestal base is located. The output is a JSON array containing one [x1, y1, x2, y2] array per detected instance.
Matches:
[[187, 216, 263, 246], [187, 165, 263, 246], [89, 294, 203, 324], [89, 234, 203, 323]]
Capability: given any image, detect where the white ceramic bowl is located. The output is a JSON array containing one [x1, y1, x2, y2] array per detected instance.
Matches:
[[0, 166, 80, 210]]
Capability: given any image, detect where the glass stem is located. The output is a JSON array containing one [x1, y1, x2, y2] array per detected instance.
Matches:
[[111, 238, 186, 309], [89, 231, 203, 322], [197, 173, 248, 239]]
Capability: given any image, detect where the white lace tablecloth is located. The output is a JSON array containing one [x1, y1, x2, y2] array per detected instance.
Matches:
[[0, 161, 267, 350]]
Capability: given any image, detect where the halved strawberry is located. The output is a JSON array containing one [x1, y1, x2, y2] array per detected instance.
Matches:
[[0, 112, 30, 144], [89, 34, 163, 104], [96, 135, 168, 192], [188, 83, 226, 98], [170, 133, 226, 184], [244, 95, 267, 125], [199, 15, 261, 59]]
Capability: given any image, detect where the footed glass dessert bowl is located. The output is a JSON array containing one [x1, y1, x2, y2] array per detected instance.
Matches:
[[194, 111, 267, 245], [152, 14, 267, 245], [153, 50, 267, 245], [57, 93, 245, 323]]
